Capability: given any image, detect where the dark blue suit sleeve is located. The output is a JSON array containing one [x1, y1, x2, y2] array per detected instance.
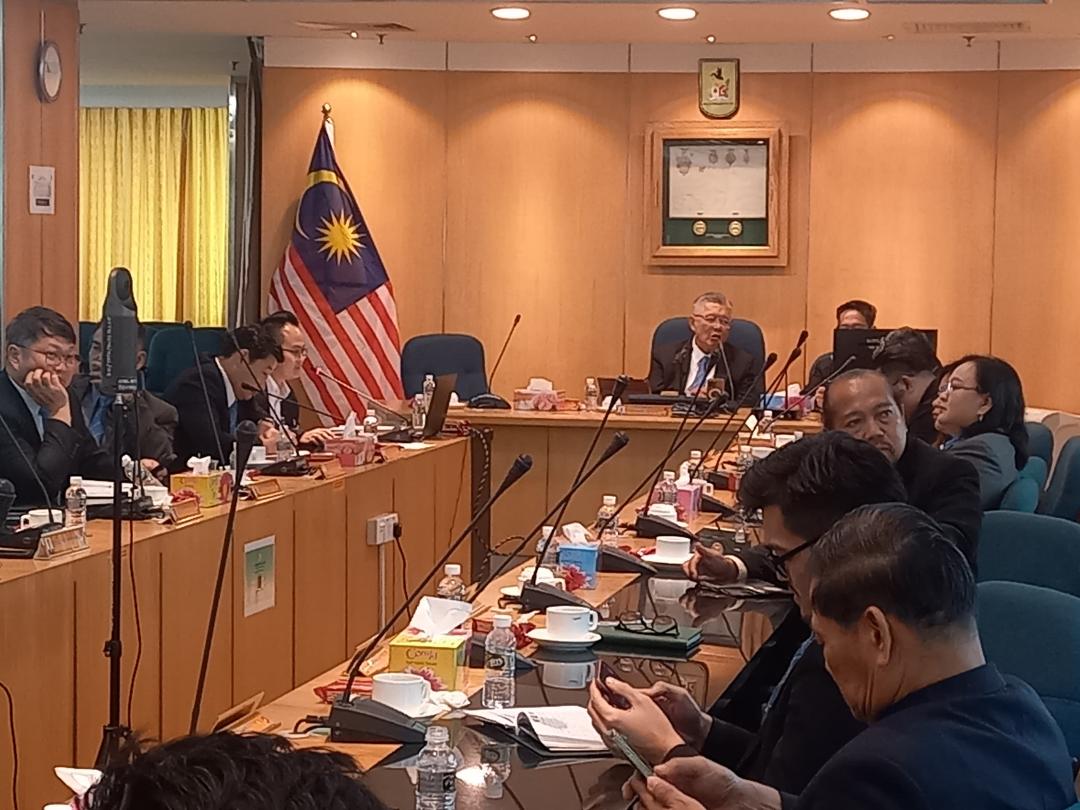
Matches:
[[796, 755, 929, 810]]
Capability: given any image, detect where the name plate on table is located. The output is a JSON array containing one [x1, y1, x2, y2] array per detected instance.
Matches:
[[244, 478, 282, 500], [314, 458, 345, 480], [35, 525, 89, 560], [166, 498, 202, 525]]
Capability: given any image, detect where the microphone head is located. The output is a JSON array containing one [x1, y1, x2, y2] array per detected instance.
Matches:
[[796, 329, 809, 348], [790, 347, 803, 363], [597, 431, 630, 464], [0, 479, 14, 496], [508, 453, 533, 480], [512, 313, 522, 325], [762, 352, 779, 371], [233, 420, 260, 473], [611, 374, 630, 402]]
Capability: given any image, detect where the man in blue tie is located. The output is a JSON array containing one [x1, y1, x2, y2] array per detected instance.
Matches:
[[69, 323, 178, 473], [0, 307, 111, 505], [648, 292, 757, 403]]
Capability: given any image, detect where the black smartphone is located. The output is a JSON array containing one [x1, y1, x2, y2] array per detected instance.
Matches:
[[597, 660, 631, 709], [607, 729, 654, 778]]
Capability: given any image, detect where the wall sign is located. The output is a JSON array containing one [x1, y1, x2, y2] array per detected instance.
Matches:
[[29, 165, 55, 215]]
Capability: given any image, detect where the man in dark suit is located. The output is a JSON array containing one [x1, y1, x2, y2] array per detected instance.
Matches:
[[69, 322, 178, 473], [0, 307, 112, 505], [257, 311, 335, 448], [648, 292, 757, 404], [871, 326, 942, 444], [629, 504, 1075, 810], [588, 433, 906, 795], [164, 325, 281, 469]]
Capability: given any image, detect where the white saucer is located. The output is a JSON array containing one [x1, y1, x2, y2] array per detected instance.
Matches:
[[527, 628, 602, 650], [500, 585, 522, 599], [641, 551, 693, 566]]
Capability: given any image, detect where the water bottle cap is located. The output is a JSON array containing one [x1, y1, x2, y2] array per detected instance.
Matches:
[[492, 613, 512, 628], [542, 525, 555, 538], [690, 450, 702, 460], [445, 563, 462, 576], [663, 470, 675, 481], [739, 445, 753, 454], [425, 725, 449, 744], [425, 374, 434, 381], [602, 495, 617, 506], [69, 476, 83, 486]]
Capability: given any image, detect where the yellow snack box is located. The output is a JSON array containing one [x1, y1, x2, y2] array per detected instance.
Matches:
[[170, 470, 234, 508], [387, 628, 469, 692]]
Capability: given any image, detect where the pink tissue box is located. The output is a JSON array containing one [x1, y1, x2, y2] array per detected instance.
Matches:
[[676, 482, 702, 521]]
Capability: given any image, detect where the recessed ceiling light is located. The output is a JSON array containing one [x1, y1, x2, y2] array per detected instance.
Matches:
[[828, 7, 870, 22], [348, 30, 359, 39], [705, 34, 716, 43], [657, 7, 697, 21], [527, 33, 537, 42], [491, 6, 530, 20]]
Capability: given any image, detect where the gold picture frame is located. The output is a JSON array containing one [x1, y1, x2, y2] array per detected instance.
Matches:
[[644, 122, 788, 267]]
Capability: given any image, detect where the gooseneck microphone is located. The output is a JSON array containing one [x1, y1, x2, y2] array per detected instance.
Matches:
[[315, 367, 410, 428], [760, 329, 808, 411], [185, 321, 227, 466], [487, 313, 521, 390], [529, 375, 630, 590], [328, 454, 533, 743], [189, 420, 259, 735], [244, 383, 340, 423], [0, 409, 62, 524], [778, 353, 857, 418]]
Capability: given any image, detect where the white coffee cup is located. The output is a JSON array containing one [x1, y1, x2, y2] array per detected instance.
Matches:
[[546, 605, 599, 639], [249, 445, 268, 463], [540, 660, 596, 690], [371, 672, 431, 715], [655, 535, 692, 562], [692, 478, 714, 497], [20, 509, 59, 529], [647, 503, 678, 522]]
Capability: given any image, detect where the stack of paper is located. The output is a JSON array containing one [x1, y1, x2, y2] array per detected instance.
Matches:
[[465, 706, 607, 754], [81, 481, 170, 509]]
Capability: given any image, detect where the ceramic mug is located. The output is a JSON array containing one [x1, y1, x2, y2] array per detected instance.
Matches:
[[249, 445, 268, 463], [540, 660, 596, 690], [546, 605, 599, 639], [19, 509, 58, 529], [655, 535, 692, 562], [371, 672, 430, 715]]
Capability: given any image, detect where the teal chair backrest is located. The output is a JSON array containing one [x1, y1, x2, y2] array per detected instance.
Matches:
[[650, 316, 766, 401], [978, 512, 1080, 597], [1000, 476, 1040, 513], [977, 581, 1080, 757], [400, 334, 488, 400], [1020, 456, 1049, 490], [145, 326, 226, 395], [1040, 436, 1080, 520], [1026, 421, 1054, 468]]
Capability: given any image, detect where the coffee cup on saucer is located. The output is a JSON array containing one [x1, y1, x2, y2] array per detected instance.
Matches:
[[652, 535, 692, 563], [647, 503, 678, 522], [19, 508, 60, 530], [371, 672, 431, 716], [545, 605, 599, 639]]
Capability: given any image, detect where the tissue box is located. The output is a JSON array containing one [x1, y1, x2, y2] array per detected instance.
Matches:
[[558, 543, 600, 590], [676, 482, 702, 520], [323, 435, 375, 468], [388, 629, 469, 692], [170, 470, 234, 508]]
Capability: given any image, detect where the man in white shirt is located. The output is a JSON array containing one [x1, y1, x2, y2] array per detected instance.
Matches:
[[648, 292, 757, 402], [259, 311, 336, 448]]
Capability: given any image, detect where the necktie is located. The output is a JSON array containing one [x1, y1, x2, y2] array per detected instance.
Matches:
[[228, 402, 239, 432], [36, 406, 49, 439], [762, 637, 814, 721], [688, 355, 711, 394]]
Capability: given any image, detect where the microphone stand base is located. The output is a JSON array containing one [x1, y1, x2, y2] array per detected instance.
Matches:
[[519, 581, 593, 612], [259, 458, 311, 477], [705, 470, 731, 491], [700, 493, 739, 519], [379, 428, 417, 444], [327, 697, 429, 744], [599, 545, 657, 576], [633, 514, 697, 541]]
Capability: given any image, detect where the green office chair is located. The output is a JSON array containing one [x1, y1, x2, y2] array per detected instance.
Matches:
[[978, 512, 1080, 597], [977, 581, 1080, 757], [145, 326, 226, 395], [1040, 436, 1080, 520], [1000, 476, 1041, 513]]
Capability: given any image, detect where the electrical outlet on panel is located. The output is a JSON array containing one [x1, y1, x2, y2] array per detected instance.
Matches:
[[367, 512, 399, 546]]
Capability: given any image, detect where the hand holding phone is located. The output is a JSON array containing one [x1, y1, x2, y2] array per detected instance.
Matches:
[[596, 660, 631, 709]]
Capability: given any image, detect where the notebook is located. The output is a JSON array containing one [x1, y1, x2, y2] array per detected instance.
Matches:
[[465, 706, 608, 756], [596, 623, 702, 656]]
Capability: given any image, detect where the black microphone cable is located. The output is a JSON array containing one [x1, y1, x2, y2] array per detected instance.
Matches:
[[185, 322, 226, 467]]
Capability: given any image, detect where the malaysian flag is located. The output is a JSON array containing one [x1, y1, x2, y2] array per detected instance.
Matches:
[[268, 123, 404, 422]]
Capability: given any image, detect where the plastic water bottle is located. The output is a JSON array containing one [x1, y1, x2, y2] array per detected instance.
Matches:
[[412, 394, 427, 436], [584, 377, 600, 411], [436, 564, 467, 600], [736, 445, 754, 474], [275, 433, 296, 461], [482, 613, 516, 709], [536, 525, 559, 569], [415, 725, 459, 810], [423, 374, 437, 411], [679, 449, 704, 482], [64, 477, 87, 528], [654, 471, 679, 506], [597, 494, 619, 544]]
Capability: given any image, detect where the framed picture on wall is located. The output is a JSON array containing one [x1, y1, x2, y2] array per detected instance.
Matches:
[[644, 122, 787, 267]]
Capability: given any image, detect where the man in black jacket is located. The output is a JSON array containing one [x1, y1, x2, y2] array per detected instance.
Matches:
[[627, 505, 1074, 810], [648, 292, 757, 404], [164, 325, 281, 469], [70, 322, 178, 473], [0, 307, 112, 505], [871, 326, 942, 445], [588, 433, 906, 795]]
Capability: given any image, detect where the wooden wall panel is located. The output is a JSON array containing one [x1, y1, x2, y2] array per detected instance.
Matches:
[[992, 71, 1080, 412], [806, 72, 999, 366], [3, 0, 80, 321], [260, 68, 447, 341], [444, 72, 630, 396], [345, 463, 395, 650], [624, 73, 813, 380]]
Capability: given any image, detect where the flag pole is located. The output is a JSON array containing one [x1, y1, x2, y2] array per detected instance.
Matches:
[[322, 102, 335, 147]]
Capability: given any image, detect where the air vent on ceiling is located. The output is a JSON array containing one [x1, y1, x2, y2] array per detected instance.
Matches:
[[905, 21, 1030, 35], [296, 21, 415, 33]]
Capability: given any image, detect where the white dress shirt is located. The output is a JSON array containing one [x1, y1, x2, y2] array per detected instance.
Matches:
[[265, 374, 290, 425], [214, 357, 237, 408]]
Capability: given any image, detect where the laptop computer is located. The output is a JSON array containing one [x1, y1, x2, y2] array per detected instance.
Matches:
[[833, 328, 938, 372], [423, 373, 456, 438]]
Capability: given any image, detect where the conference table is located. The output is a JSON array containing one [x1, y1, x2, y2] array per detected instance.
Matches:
[[459, 406, 820, 543]]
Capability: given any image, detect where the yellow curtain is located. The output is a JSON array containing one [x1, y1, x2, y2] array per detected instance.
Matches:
[[79, 107, 229, 325]]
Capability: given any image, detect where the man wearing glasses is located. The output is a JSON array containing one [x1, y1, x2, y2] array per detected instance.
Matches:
[[259, 311, 336, 448], [0, 306, 111, 504], [589, 433, 905, 796], [648, 292, 756, 403]]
